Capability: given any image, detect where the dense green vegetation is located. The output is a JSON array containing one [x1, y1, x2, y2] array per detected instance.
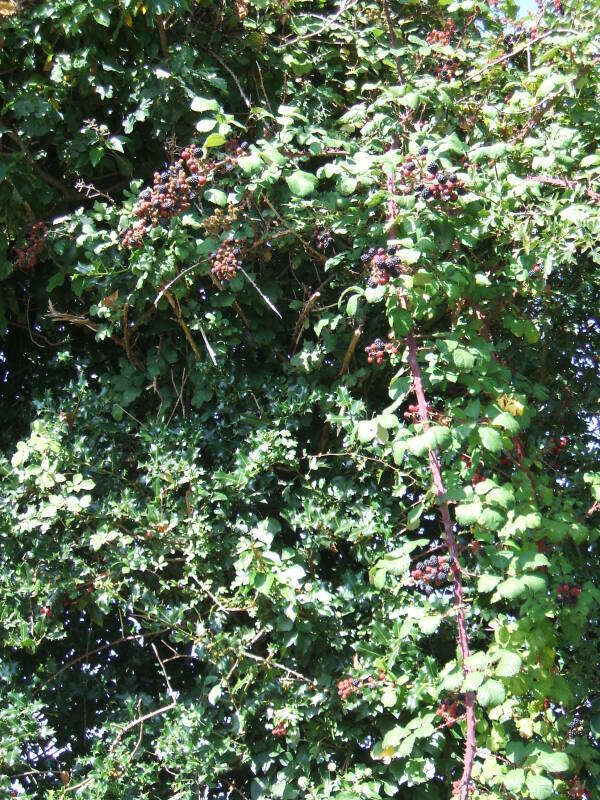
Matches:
[[1, 0, 599, 798]]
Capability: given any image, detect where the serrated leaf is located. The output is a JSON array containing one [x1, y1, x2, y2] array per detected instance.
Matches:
[[205, 188, 228, 207], [455, 501, 483, 525], [496, 577, 525, 599], [477, 679, 505, 708], [478, 574, 500, 592], [463, 671, 485, 691], [204, 133, 226, 149], [526, 774, 553, 800], [191, 96, 220, 112], [502, 769, 525, 791], [237, 154, 262, 175], [286, 170, 318, 197], [479, 426, 503, 453], [535, 751, 569, 772], [495, 651, 522, 677], [195, 118, 217, 132]]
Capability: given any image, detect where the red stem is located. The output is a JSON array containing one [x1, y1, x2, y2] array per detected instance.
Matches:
[[387, 172, 476, 800]]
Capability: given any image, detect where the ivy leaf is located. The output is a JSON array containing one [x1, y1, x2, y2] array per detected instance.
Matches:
[[286, 170, 318, 197]]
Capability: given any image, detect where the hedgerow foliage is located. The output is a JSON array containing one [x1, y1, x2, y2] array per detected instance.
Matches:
[[1, 0, 600, 798]]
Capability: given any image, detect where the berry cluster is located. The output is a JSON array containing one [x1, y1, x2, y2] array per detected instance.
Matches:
[[364, 335, 399, 365], [426, 20, 455, 46], [569, 715, 585, 738], [557, 583, 581, 605], [210, 241, 243, 282], [437, 694, 466, 725], [122, 146, 206, 247], [361, 245, 404, 287], [15, 220, 47, 270], [396, 147, 467, 203], [435, 57, 460, 81], [569, 777, 590, 800], [313, 226, 333, 252], [39, 605, 52, 617], [409, 554, 453, 595], [548, 435, 569, 455], [337, 677, 361, 700], [472, 469, 486, 486], [121, 141, 248, 249], [272, 721, 288, 737], [403, 403, 450, 426], [337, 671, 387, 701], [201, 203, 240, 238]]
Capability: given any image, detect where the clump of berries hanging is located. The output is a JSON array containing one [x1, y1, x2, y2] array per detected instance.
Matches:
[[361, 245, 405, 287], [272, 721, 288, 737], [396, 145, 467, 203], [409, 554, 453, 595], [201, 203, 240, 238], [121, 145, 205, 247], [569, 777, 590, 800], [365, 334, 398, 365], [313, 226, 333, 252], [426, 20, 455, 46], [437, 694, 466, 725], [121, 141, 248, 249], [337, 671, 387, 701], [15, 220, 47, 270], [210, 241, 243, 282], [435, 57, 460, 81], [557, 582, 581, 605], [337, 677, 361, 700]]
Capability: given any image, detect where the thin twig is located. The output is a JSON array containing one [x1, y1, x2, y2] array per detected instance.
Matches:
[[154, 262, 202, 306], [336, 327, 362, 378], [208, 47, 251, 108], [239, 265, 282, 318], [275, 0, 360, 50], [151, 642, 177, 701], [164, 289, 202, 359], [263, 196, 327, 263], [240, 650, 316, 686]]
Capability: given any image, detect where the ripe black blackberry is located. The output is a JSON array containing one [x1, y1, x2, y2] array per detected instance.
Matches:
[[448, 173, 458, 184], [437, 172, 448, 184], [415, 183, 424, 194], [418, 145, 429, 155], [187, 175, 199, 186], [427, 161, 439, 175], [406, 161, 416, 172], [421, 188, 433, 200], [373, 337, 385, 348], [361, 253, 371, 263], [416, 561, 425, 570], [160, 170, 170, 181], [427, 556, 437, 567], [140, 189, 152, 201]]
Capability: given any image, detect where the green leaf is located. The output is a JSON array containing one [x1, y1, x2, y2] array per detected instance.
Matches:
[[205, 188, 228, 207], [496, 577, 525, 600], [453, 347, 475, 371], [195, 118, 218, 132], [526, 774, 553, 800], [495, 651, 522, 677], [93, 8, 110, 26], [477, 679, 505, 708], [191, 96, 221, 112], [479, 426, 503, 453], [286, 170, 318, 197], [204, 133, 227, 149], [502, 769, 525, 791], [535, 751, 569, 772], [455, 501, 483, 525], [237, 154, 263, 175]]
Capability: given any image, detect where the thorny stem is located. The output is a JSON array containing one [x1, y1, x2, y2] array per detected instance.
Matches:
[[387, 168, 476, 800]]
